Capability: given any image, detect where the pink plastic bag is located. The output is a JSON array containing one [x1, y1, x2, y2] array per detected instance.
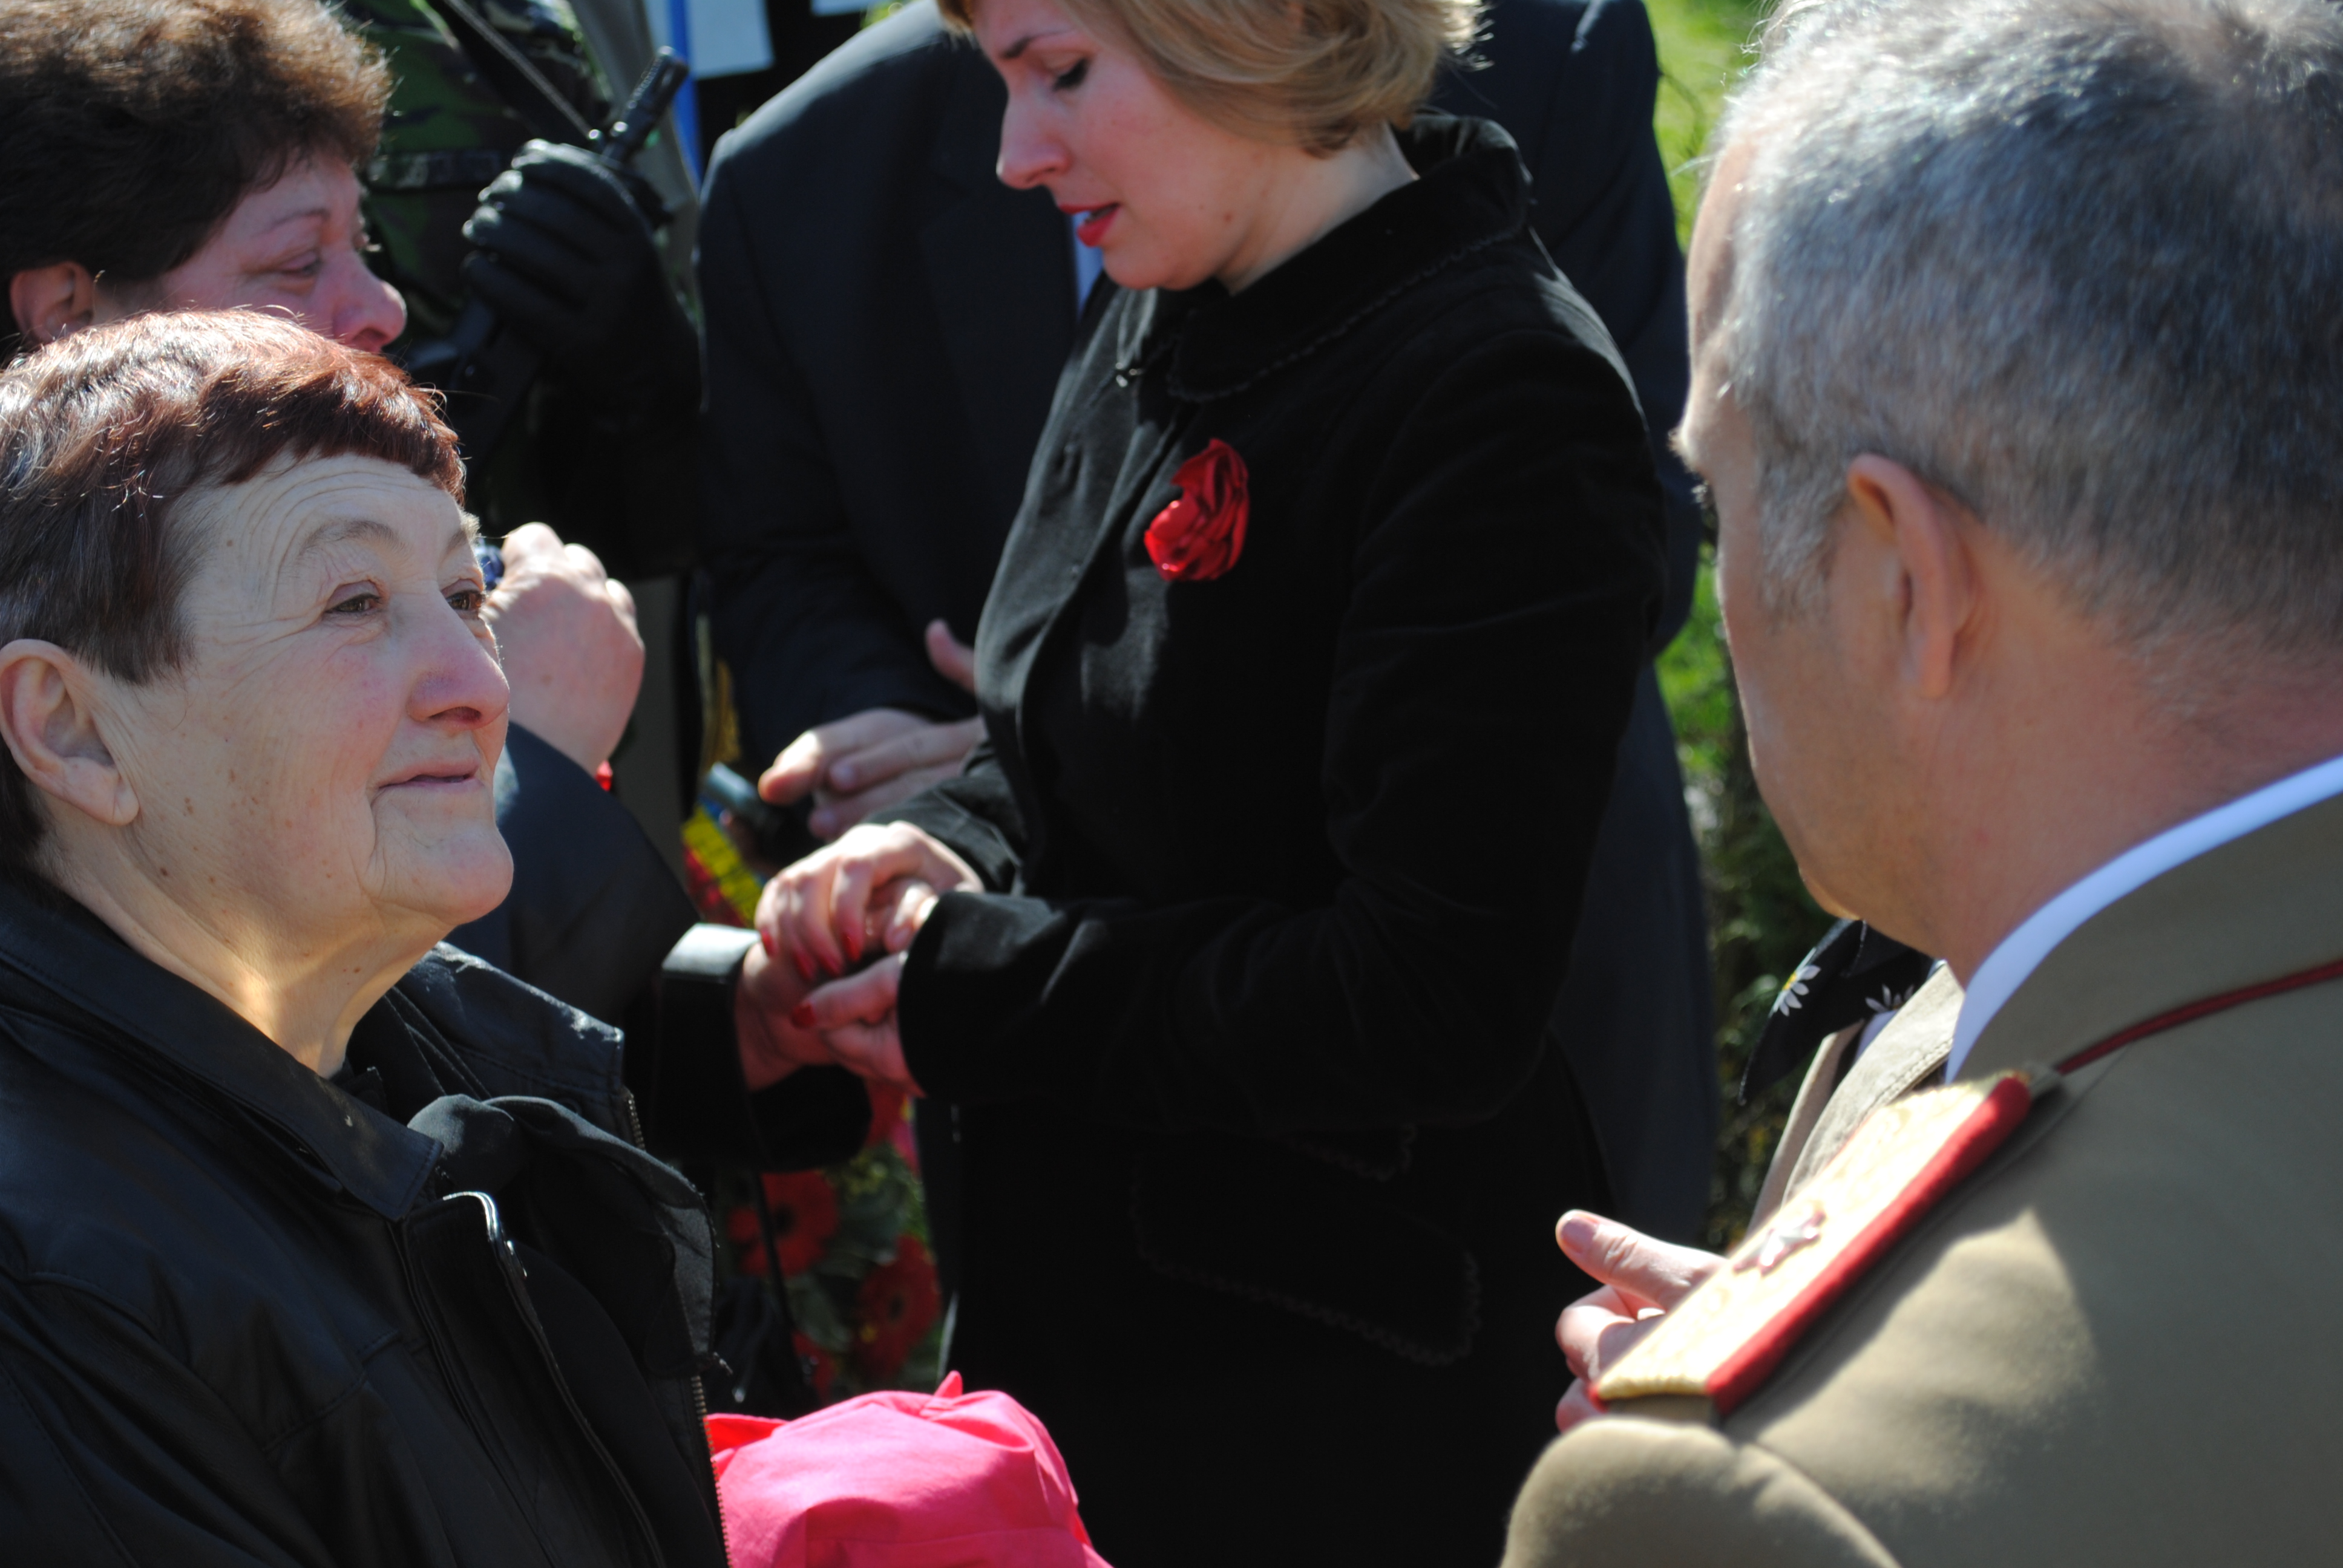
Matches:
[[706, 1373, 1114, 1568]]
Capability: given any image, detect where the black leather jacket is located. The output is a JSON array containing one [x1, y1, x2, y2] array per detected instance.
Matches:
[[0, 879, 730, 1567]]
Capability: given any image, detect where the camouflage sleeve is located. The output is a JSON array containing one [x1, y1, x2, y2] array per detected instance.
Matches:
[[346, 0, 608, 339]]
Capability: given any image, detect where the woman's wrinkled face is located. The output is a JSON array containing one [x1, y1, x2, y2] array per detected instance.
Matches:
[[98, 155, 407, 352], [106, 455, 513, 947], [979, 0, 1285, 292]]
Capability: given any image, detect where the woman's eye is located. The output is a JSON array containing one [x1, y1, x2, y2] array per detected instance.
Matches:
[[327, 589, 381, 616], [278, 252, 323, 282], [447, 587, 487, 616], [1052, 58, 1089, 91]]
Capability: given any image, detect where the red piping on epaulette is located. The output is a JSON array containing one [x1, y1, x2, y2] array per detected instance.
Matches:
[[1705, 1075, 2035, 1416], [2057, 955, 2343, 1075]]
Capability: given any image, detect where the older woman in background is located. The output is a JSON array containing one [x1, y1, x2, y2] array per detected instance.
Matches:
[[0, 312, 737, 1565], [745, 0, 1672, 1557]]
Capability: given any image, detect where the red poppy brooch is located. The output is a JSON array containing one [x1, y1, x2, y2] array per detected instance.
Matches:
[[1144, 439, 1250, 583]]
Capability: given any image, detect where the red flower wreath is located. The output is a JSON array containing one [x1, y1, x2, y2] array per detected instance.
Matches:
[[726, 1170, 842, 1277], [853, 1234, 942, 1383], [1144, 439, 1250, 582]]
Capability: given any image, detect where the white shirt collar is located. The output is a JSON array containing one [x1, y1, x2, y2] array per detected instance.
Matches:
[[1947, 751, 2343, 1077]]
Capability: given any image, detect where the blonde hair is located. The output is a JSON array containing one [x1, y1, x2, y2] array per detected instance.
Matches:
[[939, 0, 1480, 154]]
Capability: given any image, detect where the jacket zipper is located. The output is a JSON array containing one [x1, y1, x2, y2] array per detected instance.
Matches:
[[621, 1089, 734, 1568], [478, 1190, 672, 1568]]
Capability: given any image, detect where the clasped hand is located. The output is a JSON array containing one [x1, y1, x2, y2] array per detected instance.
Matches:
[[733, 822, 980, 1099], [1551, 1210, 1724, 1434]]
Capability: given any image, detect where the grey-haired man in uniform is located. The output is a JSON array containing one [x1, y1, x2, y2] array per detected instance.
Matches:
[[1506, 0, 2343, 1561]]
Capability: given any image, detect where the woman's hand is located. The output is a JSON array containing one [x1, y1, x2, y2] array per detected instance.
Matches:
[[756, 822, 979, 981], [733, 937, 838, 1092], [793, 952, 920, 1096]]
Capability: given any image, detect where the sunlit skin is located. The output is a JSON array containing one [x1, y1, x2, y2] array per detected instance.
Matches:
[[8, 154, 405, 351], [0, 456, 512, 1074], [975, 0, 1416, 293], [1678, 168, 1878, 929]]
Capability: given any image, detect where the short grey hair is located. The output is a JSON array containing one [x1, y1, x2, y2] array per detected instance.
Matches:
[[1713, 0, 2343, 662]]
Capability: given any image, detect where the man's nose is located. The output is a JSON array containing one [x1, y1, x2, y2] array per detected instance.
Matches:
[[996, 99, 1067, 191], [327, 257, 408, 354]]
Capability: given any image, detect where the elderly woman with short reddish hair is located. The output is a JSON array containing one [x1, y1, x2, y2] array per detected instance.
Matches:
[[0, 312, 738, 1565], [742, 0, 1673, 1557]]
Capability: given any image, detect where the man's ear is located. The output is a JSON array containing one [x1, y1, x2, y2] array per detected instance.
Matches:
[[1843, 454, 1979, 701], [0, 641, 138, 827], [7, 264, 99, 347]]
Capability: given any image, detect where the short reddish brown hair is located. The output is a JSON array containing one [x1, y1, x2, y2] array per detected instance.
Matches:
[[0, 310, 462, 893], [0, 0, 388, 342]]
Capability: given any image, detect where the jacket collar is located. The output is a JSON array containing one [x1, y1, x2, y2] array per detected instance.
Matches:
[[1961, 789, 2343, 1079], [1130, 114, 1533, 403], [0, 880, 441, 1220]]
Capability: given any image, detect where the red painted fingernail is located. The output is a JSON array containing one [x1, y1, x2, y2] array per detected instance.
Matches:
[[761, 929, 775, 958], [789, 1003, 815, 1028], [844, 928, 862, 963], [793, 950, 815, 982]]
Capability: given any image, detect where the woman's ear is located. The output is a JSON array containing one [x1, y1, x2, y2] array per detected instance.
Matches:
[[0, 641, 138, 827], [7, 264, 99, 347]]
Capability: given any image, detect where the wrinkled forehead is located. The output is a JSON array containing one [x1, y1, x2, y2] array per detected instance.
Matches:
[[173, 452, 473, 598]]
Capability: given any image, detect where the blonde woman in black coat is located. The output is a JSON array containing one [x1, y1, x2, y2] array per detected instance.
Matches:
[[735, 0, 1670, 1556]]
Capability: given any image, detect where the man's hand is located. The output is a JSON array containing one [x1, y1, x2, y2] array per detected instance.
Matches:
[[758, 621, 984, 839], [483, 523, 643, 771], [1552, 1211, 1725, 1434]]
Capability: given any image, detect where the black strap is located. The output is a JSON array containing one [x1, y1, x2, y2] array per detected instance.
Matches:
[[427, 0, 598, 149]]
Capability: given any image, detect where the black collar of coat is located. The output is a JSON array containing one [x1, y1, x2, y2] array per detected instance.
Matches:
[[1126, 114, 1533, 403], [0, 877, 614, 1221]]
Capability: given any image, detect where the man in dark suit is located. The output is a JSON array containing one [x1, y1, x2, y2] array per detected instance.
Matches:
[[698, 0, 1715, 1259]]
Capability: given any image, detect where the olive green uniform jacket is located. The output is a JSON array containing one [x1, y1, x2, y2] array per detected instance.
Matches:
[[1506, 791, 2343, 1566]]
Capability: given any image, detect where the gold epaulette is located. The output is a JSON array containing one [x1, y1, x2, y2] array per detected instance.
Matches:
[[1596, 1070, 2037, 1417]]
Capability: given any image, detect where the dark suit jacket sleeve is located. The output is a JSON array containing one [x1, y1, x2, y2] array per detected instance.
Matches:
[[696, 144, 970, 764], [892, 328, 1662, 1135], [447, 723, 695, 1026], [878, 737, 1026, 893], [1443, 0, 1700, 646], [445, 728, 870, 1168], [1529, 0, 1700, 647]]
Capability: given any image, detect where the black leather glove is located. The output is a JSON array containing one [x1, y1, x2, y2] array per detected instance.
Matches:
[[462, 140, 700, 422]]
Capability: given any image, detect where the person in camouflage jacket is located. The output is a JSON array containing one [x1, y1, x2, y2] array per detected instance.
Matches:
[[346, 0, 701, 583]]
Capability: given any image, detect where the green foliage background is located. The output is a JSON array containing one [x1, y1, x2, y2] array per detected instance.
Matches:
[[1642, 0, 1829, 1248]]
